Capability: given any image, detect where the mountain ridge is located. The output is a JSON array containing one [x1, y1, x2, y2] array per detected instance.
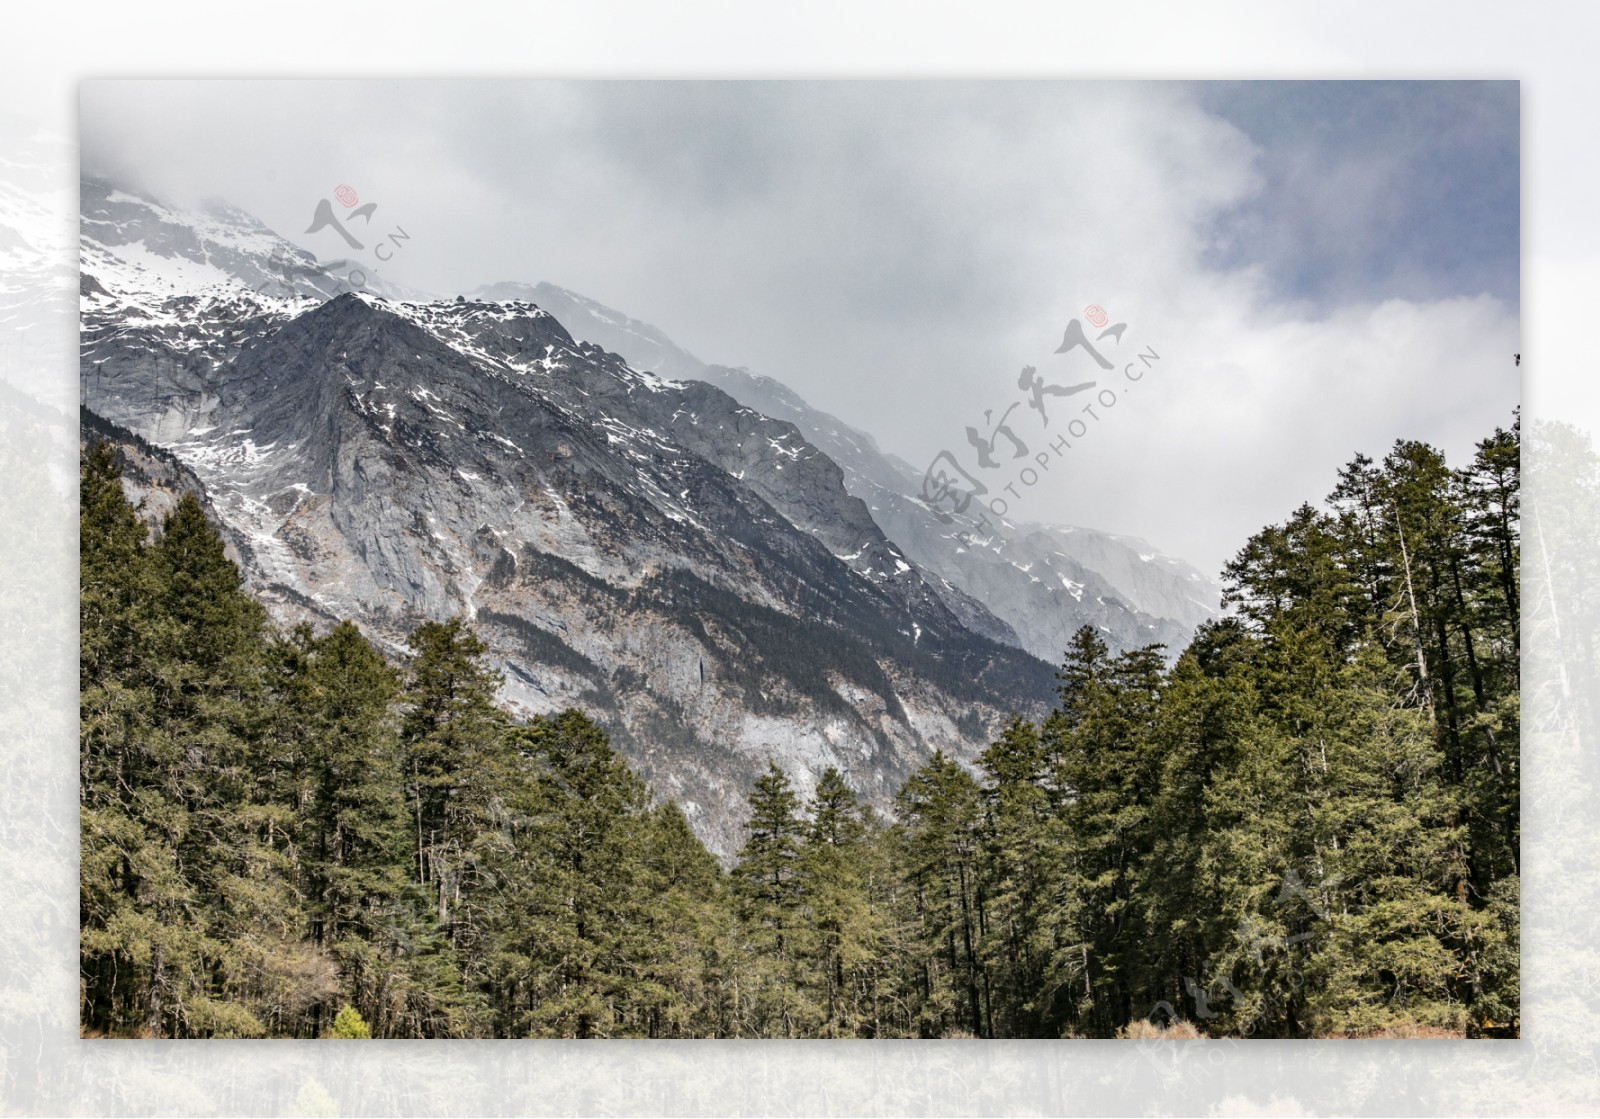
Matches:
[[510, 283, 1223, 663]]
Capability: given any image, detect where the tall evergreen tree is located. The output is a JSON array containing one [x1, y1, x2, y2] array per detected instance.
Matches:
[[1034, 628, 1167, 1035], [398, 618, 506, 947], [795, 767, 881, 1037], [976, 717, 1052, 1037], [636, 800, 732, 1038], [488, 709, 656, 1037], [273, 621, 456, 1037], [895, 752, 988, 1037], [731, 762, 813, 1036]]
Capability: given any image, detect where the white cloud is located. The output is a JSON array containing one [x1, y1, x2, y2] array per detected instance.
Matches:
[[78, 79, 1519, 577], [1029, 290, 1519, 575]]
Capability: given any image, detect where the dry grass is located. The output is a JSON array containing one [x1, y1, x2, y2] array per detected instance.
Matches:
[[79, 1024, 157, 1039], [1321, 1020, 1467, 1040], [1117, 1017, 1204, 1040], [1117, 1017, 1473, 1040]]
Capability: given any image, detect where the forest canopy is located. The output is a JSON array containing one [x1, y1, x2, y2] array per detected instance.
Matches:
[[78, 416, 1520, 1039]]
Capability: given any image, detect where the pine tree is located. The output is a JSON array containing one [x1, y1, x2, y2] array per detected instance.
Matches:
[[80, 459, 290, 1037], [1033, 629, 1168, 1036], [976, 716, 1051, 1036], [271, 620, 459, 1037], [1131, 629, 1264, 1033], [1456, 420, 1522, 883], [488, 709, 655, 1038], [325, 1004, 371, 1039], [80, 444, 163, 1034], [636, 800, 732, 1037], [731, 762, 814, 1036], [795, 767, 881, 1037], [895, 751, 987, 1037], [398, 618, 506, 950]]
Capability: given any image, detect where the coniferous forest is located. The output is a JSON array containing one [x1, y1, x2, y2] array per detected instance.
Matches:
[[79, 417, 1521, 1039]]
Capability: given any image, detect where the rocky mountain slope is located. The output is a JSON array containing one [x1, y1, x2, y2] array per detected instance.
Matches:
[[80, 180, 1059, 856], [487, 282, 1223, 664]]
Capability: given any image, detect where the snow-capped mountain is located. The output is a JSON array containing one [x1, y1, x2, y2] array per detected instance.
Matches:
[[79, 179, 1059, 856], [486, 283, 1223, 664]]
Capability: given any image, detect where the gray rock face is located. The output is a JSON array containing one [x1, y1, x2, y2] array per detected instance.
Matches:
[[80, 182, 1057, 857], [422, 294, 1016, 646], [522, 293, 1225, 665]]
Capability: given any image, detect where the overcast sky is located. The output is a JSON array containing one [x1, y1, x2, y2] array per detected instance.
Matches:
[[79, 80, 1519, 577]]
